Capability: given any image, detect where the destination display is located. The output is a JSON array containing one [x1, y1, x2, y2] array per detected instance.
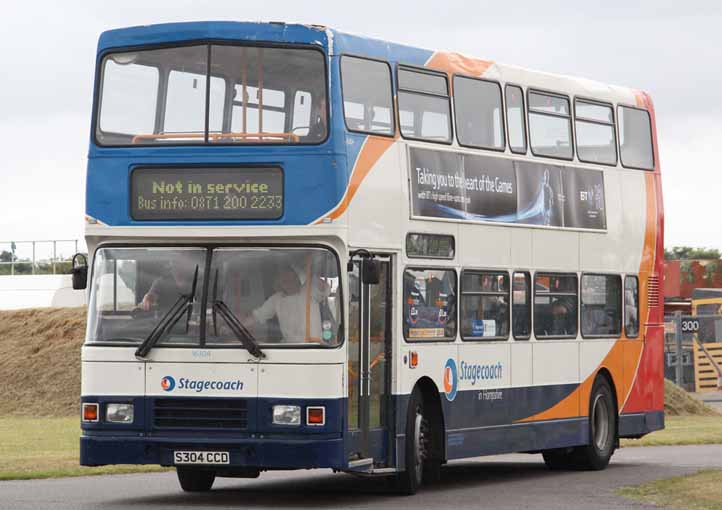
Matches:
[[409, 148, 606, 230], [131, 167, 283, 220]]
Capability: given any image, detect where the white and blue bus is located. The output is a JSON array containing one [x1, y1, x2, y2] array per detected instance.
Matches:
[[77, 21, 665, 494]]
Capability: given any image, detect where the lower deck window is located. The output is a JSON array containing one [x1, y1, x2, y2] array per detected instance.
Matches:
[[403, 268, 457, 341], [534, 273, 578, 338], [512, 272, 531, 339], [624, 276, 640, 338], [581, 274, 622, 337], [460, 271, 509, 340]]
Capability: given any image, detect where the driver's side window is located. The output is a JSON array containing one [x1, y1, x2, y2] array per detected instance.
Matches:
[[95, 259, 137, 312]]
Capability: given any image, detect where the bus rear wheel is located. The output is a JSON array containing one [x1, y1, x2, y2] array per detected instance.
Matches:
[[176, 467, 216, 492], [542, 376, 617, 471]]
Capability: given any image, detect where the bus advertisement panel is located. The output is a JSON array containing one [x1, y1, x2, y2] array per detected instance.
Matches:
[[409, 147, 607, 230]]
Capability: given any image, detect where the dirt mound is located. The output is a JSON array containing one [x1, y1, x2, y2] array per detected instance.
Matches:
[[0, 307, 86, 417], [664, 378, 720, 416]]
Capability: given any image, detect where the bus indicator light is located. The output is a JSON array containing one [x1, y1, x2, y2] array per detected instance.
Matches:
[[307, 407, 325, 426], [82, 403, 99, 423], [409, 351, 419, 368]]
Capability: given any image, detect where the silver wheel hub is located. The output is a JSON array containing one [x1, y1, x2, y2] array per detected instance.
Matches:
[[592, 394, 610, 450], [413, 407, 429, 484]]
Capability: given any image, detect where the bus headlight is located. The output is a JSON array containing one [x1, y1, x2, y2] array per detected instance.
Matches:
[[272, 405, 301, 426], [106, 403, 134, 423]]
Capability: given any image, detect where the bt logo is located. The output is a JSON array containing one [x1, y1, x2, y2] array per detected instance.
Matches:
[[161, 376, 176, 392], [443, 358, 458, 402]]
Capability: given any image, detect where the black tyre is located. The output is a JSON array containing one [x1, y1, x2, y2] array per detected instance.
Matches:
[[573, 376, 617, 470], [176, 467, 216, 492], [541, 376, 617, 471], [541, 448, 575, 470], [396, 388, 433, 495]]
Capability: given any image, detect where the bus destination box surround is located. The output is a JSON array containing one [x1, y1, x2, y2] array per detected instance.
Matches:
[[131, 167, 284, 221]]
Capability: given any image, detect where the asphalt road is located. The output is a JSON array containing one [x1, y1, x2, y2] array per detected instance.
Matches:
[[3, 445, 722, 510]]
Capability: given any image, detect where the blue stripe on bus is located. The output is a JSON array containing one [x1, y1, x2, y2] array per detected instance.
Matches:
[[393, 383, 579, 433], [333, 30, 433, 67]]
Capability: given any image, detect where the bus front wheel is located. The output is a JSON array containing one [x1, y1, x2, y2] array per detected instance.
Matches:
[[176, 467, 216, 492], [396, 387, 434, 495]]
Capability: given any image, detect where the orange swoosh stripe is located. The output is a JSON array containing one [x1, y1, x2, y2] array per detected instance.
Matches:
[[314, 136, 395, 223], [425, 51, 493, 77]]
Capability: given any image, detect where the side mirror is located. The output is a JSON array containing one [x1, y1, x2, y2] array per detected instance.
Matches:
[[361, 258, 380, 285], [71, 253, 88, 290]]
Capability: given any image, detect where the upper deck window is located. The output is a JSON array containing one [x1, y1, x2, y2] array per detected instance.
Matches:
[[397, 67, 452, 144], [453, 76, 505, 151], [618, 105, 654, 170], [95, 44, 327, 146], [505, 85, 527, 154], [528, 91, 573, 160], [341, 56, 394, 136], [575, 100, 617, 166]]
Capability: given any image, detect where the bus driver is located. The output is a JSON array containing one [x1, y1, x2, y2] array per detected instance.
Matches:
[[139, 259, 195, 311], [242, 266, 331, 343]]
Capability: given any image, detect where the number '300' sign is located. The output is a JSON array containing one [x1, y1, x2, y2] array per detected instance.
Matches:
[[681, 319, 700, 333]]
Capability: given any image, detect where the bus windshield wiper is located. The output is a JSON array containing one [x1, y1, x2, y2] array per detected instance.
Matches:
[[213, 301, 265, 359], [135, 266, 199, 359], [210, 269, 265, 359]]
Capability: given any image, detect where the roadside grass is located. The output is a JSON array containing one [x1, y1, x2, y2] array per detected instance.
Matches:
[[0, 417, 168, 481], [622, 416, 722, 447], [618, 469, 722, 510]]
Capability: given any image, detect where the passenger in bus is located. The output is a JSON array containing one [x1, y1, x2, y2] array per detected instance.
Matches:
[[304, 97, 327, 142], [583, 306, 613, 335], [242, 266, 331, 343], [550, 297, 576, 336]]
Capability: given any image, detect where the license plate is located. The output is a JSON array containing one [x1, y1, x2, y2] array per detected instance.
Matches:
[[173, 451, 230, 465]]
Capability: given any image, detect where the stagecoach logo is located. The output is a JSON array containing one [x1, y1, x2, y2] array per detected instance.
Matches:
[[161, 376, 176, 392], [443, 358, 458, 402]]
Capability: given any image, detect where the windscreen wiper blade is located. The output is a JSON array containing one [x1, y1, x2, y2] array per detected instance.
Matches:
[[135, 265, 199, 360], [213, 300, 266, 359]]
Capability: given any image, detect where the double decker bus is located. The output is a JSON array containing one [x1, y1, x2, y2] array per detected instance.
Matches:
[[76, 21, 664, 494]]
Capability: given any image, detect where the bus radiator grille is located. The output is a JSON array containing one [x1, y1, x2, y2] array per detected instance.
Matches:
[[152, 398, 248, 431]]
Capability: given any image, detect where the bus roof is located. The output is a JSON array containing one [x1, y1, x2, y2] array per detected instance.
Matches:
[[97, 21, 648, 107]]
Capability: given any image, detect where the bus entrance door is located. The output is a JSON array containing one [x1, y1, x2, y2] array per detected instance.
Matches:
[[348, 255, 393, 469]]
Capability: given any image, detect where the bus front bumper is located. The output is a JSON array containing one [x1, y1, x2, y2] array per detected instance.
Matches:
[[80, 434, 346, 470]]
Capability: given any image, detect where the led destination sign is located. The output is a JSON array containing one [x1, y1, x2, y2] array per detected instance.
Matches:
[[131, 167, 283, 221]]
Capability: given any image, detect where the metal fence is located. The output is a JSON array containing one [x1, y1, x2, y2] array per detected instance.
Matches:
[[0, 240, 84, 276], [665, 311, 722, 391]]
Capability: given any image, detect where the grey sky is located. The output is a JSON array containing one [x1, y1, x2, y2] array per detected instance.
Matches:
[[1, 1, 719, 249]]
